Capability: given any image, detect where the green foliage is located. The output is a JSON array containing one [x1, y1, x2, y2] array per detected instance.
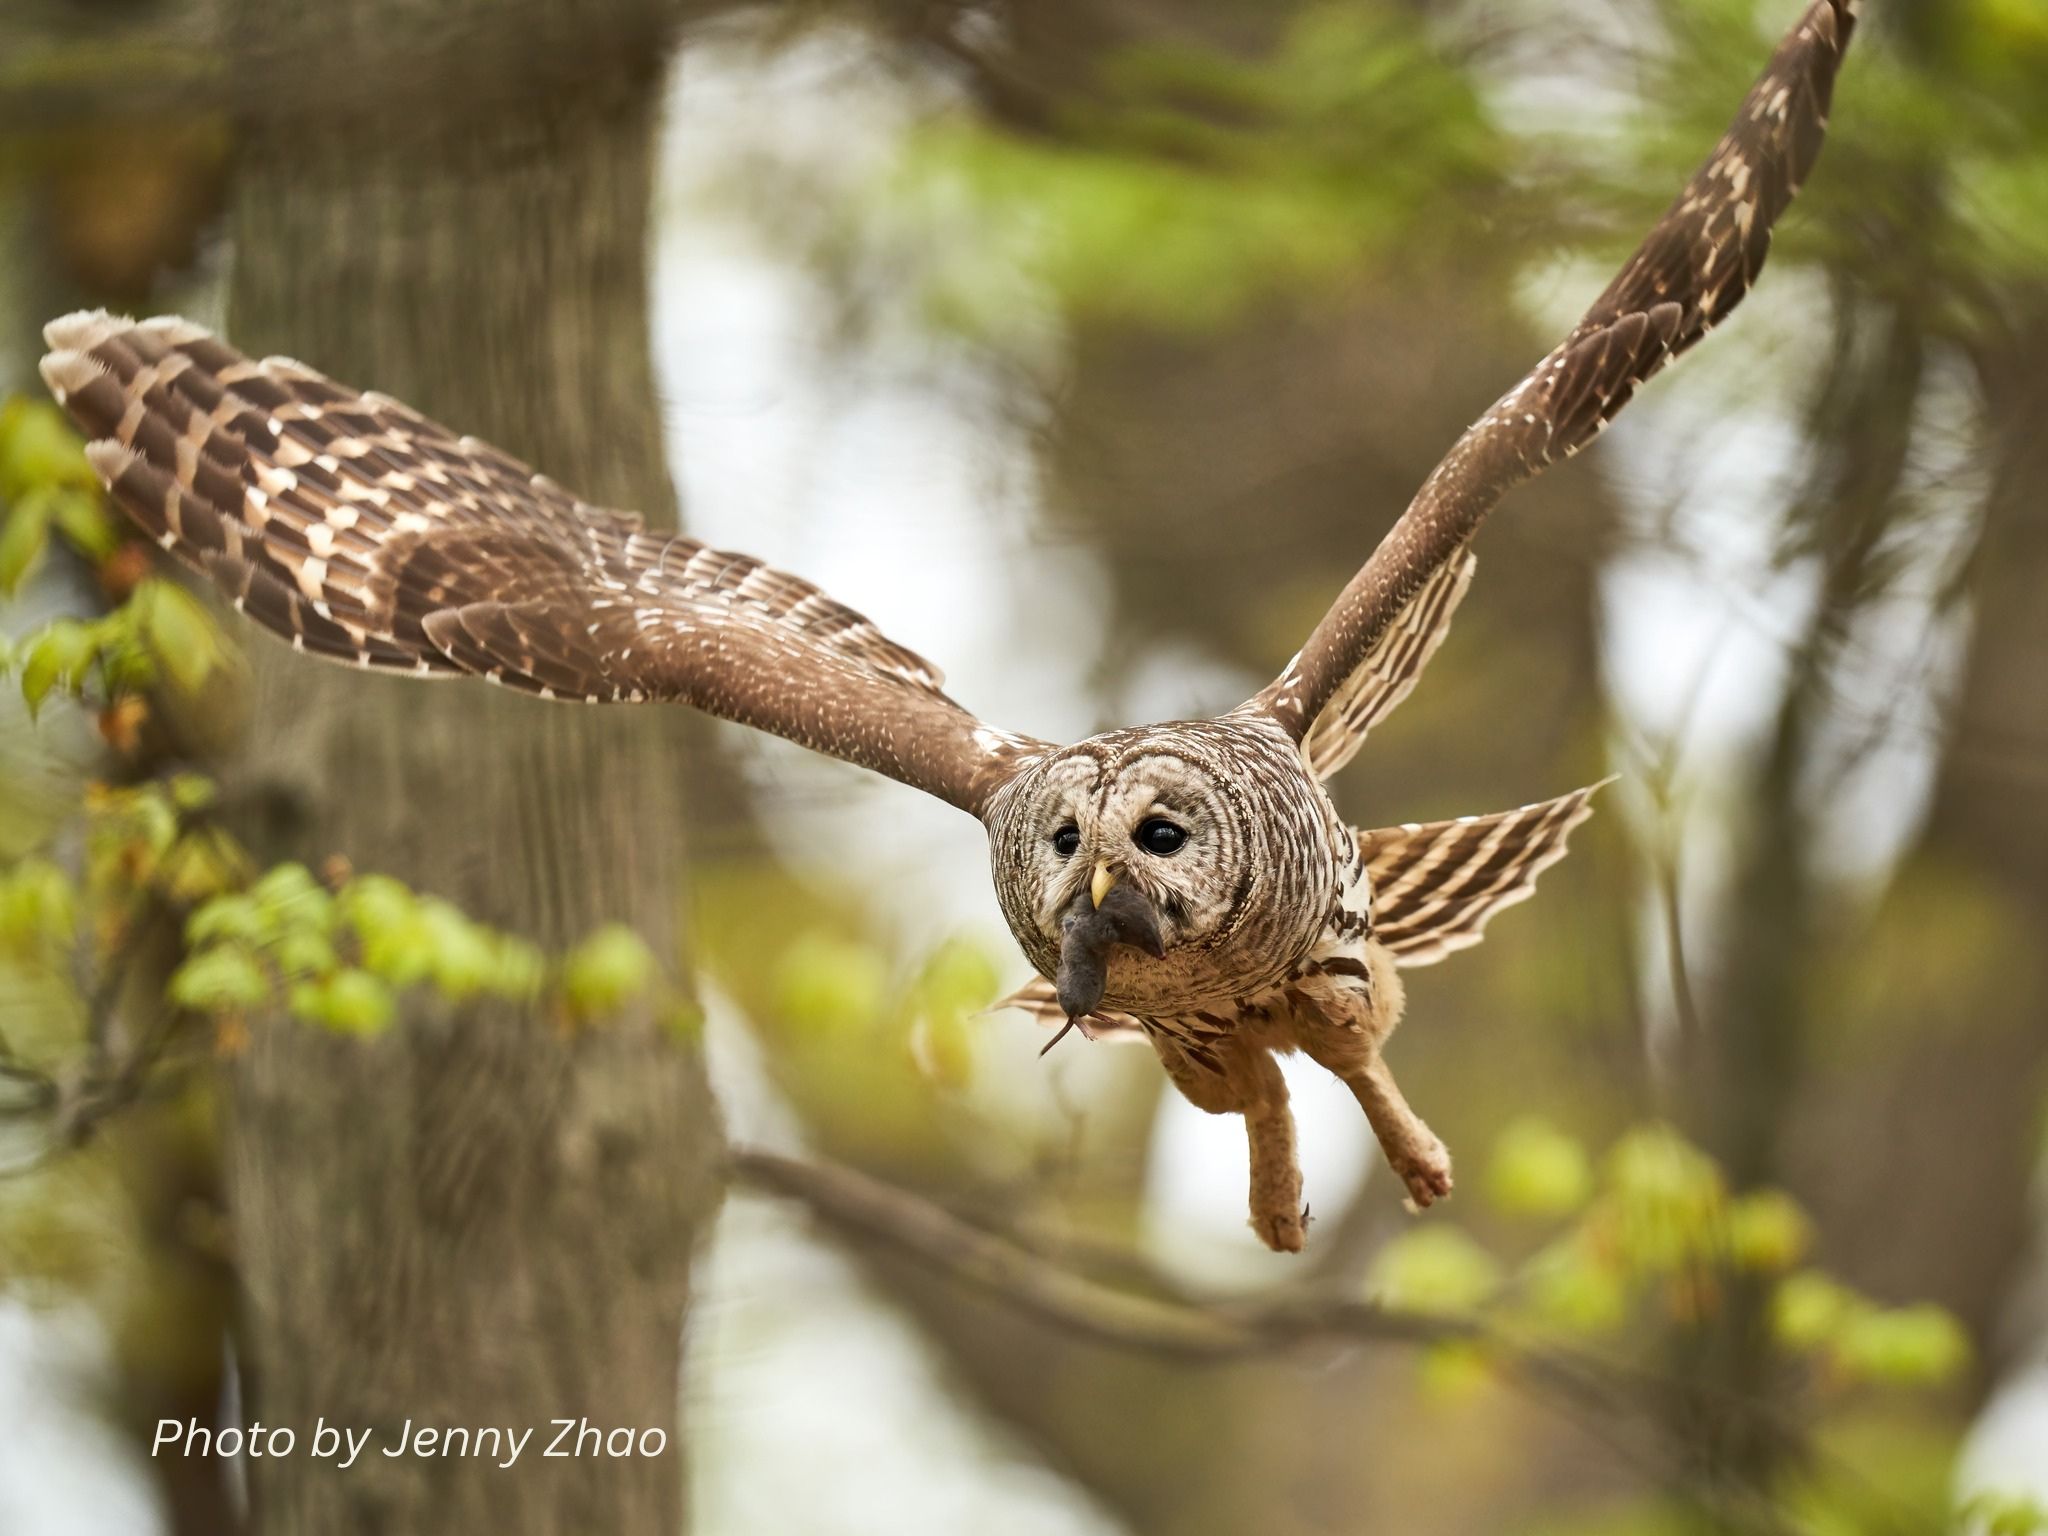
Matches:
[[903, 936, 1001, 1089], [6, 579, 233, 716], [1371, 1119, 1972, 1401], [1, 392, 229, 719], [774, 928, 892, 1034], [1959, 1491, 2048, 1536], [890, 2, 1503, 336], [0, 856, 77, 962], [561, 924, 658, 1021], [1485, 1115, 1593, 1219], [165, 944, 269, 1014], [1772, 1272, 1972, 1388], [1727, 1188, 1815, 1273], [1369, 1224, 1503, 1315], [0, 396, 117, 595], [172, 854, 579, 1034], [287, 969, 396, 1037]]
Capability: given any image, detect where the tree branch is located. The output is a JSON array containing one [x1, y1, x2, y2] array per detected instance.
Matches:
[[729, 1146, 1837, 1535]]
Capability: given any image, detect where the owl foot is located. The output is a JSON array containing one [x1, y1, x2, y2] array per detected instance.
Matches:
[[1391, 1135, 1454, 1213], [1340, 1054, 1454, 1212], [1255, 1205, 1308, 1254]]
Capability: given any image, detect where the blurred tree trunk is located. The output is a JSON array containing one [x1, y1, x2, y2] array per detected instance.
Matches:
[[215, 4, 720, 1534], [1847, 308, 2048, 1341]]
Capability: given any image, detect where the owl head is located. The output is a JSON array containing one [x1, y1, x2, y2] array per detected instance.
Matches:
[[986, 718, 1338, 1018]]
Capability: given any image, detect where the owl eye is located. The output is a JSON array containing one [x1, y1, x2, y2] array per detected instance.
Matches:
[[1052, 824, 1081, 859], [1134, 818, 1187, 856]]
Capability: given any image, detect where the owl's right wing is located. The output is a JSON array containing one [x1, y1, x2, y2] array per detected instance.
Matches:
[[1249, 0, 1857, 743], [41, 312, 1048, 818], [1299, 549, 1475, 781]]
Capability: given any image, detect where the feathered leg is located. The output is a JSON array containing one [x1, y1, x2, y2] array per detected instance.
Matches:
[[1346, 1055, 1453, 1210], [1290, 945, 1454, 1210], [1152, 1033, 1306, 1253]]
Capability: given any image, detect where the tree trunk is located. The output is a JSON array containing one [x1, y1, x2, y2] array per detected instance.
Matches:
[[215, 5, 721, 1533]]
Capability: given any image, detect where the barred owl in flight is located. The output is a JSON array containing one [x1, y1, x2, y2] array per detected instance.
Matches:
[[41, 1, 1854, 1250]]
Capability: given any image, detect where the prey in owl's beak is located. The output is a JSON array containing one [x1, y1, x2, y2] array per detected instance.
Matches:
[[1051, 867, 1165, 1030]]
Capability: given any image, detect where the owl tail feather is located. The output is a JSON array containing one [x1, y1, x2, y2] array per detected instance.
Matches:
[[1361, 778, 1614, 968]]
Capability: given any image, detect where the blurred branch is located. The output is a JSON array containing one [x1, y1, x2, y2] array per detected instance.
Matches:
[[736, 1145, 1611, 1386], [734, 1145, 1289, 1357], [732, 1146, 1834, 1534]]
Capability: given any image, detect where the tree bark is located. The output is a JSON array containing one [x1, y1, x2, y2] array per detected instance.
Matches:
[[215, 5, 720, 1533]]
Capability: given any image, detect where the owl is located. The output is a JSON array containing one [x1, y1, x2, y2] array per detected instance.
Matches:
[[39, 1, 1854, 1250]]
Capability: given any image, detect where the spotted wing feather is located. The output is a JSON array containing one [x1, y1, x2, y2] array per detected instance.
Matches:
[[1362, 780, 1610, 967], [1300, 549, 1474, 780], [40, 312, 1044, 816], [1253, 0, 1857, 739]]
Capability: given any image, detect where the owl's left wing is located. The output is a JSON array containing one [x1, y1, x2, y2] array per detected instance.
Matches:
[[41, 312, 1047, 817], [1248, 0, 1857, 741], [1361, 780, 1610, 967]]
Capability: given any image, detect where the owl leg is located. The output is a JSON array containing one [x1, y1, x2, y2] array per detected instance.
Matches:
[[1291, 994, 1453, 1210], [1152, 1035, 1306, 1253], [1345, 1054, 1453, 1211]]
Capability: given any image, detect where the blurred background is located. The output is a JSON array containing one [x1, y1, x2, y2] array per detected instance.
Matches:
[[1, 0, 2045, 1532]]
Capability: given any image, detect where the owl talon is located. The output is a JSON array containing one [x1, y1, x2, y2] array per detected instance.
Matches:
[[1394, 1140, 1455, 1212], [1257, 1208, 1307, 1253]]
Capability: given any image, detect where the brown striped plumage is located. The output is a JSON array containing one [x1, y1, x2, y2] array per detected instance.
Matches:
[[41, 0, 1853, 1250], [1361, 782, 1611, 965]]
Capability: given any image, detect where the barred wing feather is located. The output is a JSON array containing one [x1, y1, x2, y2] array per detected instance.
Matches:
[[1362, 780, 1611, 967], [40, 312, 1044, 817]]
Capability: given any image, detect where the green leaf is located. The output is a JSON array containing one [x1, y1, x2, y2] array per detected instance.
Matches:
[[489, 937, 547, 1001], [1771, 1269, 1856, 1353], [0, 486, 53, 594], [1369, 1226, 1503, 1316], [289, 968, 395, 1035], [1602, 1124, 1727, 1272], [137, 579, 225, 695], [773, 929, 889, 1034], [1833, 1303, 1971, 1386], [359, 913, 436, 989], [1416, 1338, 1494, 1403], [1519, 1233, 1629, 1335], [416, 898, 500, 1000], [168, 945, 271, 1013], [0, 857, 78, 958], [187, 894, 267, 948], [20, 619, 96, 714], [48, 489, 118, 562], [157, 828, 249, 904], [249, 862, 333, 936], [166, 774, 218, 812], [272, 927, 339, 981], [0, 398, 95, 497], [912, 936, 1001, 1023], [1727, 1189, 1813, 1272], [561, 923, 657, 1020], [337, 874, 419, 941], [1484, 1116, 1592, 1220]]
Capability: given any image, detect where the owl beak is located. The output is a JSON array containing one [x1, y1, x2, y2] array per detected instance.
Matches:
[[1090, 861, 1118, 909]]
